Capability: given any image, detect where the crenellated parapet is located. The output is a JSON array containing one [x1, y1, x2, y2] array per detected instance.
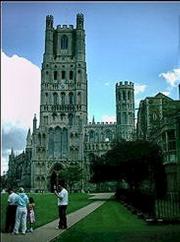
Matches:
[[116, 81, 134, 88], [57, 24, 74, 30], [86, 121, 116, 126]]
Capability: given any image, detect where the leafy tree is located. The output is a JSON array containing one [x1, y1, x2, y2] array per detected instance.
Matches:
[[0, 174, 7, 190], [59, 163, 83, 192], [90, 140, 166, 197]]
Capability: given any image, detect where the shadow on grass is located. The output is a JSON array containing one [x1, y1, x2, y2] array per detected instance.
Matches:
[[54, 229, 180, 242]]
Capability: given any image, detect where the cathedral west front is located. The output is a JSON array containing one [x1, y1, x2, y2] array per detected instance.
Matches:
[[7, 14, 135, 192]]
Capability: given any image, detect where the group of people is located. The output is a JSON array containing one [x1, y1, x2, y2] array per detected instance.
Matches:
[[5, 183, 68, 234], [5, 187, 35, 234]]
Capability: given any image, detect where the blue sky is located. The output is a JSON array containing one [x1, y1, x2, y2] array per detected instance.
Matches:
[[1, 1, 180, 173]]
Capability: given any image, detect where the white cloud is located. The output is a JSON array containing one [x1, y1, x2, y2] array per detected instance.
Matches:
[[134, 83, 147, 95], [1, 51, 41, 174], [1, 51, 41, 129], [159, 68, 180, 87], [161, 91, 170, 96], [101, 115, 116, 123]]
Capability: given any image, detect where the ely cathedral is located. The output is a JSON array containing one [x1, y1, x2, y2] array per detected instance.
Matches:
[[7, 14, 135, 192]]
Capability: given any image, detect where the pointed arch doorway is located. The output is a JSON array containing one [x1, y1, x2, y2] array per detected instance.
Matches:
[[49, 163, 64, 192], [50, 171, 60, 192]]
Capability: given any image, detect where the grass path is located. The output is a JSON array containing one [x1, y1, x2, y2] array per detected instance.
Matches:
[[56, 200, 180, 242]]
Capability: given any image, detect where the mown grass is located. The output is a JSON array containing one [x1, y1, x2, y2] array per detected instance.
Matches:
[[1, 192, 92, 231], [56, 200, 180, 242]]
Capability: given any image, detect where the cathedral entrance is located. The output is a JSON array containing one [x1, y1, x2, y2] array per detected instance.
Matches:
[[48, 163, 64, 192], [50, 171, 60, 192]]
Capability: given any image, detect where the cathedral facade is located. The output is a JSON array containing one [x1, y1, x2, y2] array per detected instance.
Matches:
[[7, 14, 135, 192]]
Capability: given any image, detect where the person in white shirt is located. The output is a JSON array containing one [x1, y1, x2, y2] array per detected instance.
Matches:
[[54, 184, 68, 229], [5, 188, 19, 233]]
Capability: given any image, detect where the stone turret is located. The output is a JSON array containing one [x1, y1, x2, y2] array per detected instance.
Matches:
[[76, 13, 85, 62], [92, 116, 95, 124], [116, 81, 135, 140], [44, 15, 54, 62], [33, 114, 37, 132], [76, 13, 84, 29], [26, 128, 32, 148], [9, 148, 14, 159]]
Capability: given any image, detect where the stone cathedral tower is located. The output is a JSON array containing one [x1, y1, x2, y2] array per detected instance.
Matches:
[[30, 14, 88, 191], [116, 81, 135, 140], [7, 14, 135, 192]]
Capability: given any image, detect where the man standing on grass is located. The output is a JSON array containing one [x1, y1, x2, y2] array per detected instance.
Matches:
[[54, 183, 68, 229], [5, 188, 18, 233]]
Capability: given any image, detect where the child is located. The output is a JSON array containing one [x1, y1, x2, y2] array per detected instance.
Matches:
[[27, 197, 35, 232]]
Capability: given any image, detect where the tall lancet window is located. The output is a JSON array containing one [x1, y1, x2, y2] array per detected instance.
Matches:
[[89, 130, 95, 143], [48, 128, 54, 156], [61, 92, 65, 105], [77, 92, 81, 104], [69, 71, 73, 80], [62, 128, 68, 155], [53, 93, 58, 105], [45, 93, 48, 104], [69, 92, 74, 105], [61, 35, 68, 49], [54, 126, 62, 158], [68, 113, 73, 126], [105, 129, 112, 141]]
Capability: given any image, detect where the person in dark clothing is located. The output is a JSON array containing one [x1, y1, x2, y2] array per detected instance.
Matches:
[[5, 188, 18, 233]]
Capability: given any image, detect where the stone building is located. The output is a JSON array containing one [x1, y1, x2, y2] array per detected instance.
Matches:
[[137, 92, 180, 193], [7, 14, 135, 192]]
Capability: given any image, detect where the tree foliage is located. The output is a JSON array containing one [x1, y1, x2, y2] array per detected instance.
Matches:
[[59, 163, 83, 192], [90, 140, 166, 197]]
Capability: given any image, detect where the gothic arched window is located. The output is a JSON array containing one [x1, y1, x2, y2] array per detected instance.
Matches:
[[68, 113, 73, 126], [38, 133, 41, 146], [105, 129, 112, 141], [77, 92, 81, 104], [61, 92, 65, 105], [48, 128, 54, 156], [95, 132, 99, 142], [45, 93, 48, 104], [53, 92, 58, 105], [100, 132, 104, 142], [69, 92, 74, 105], [89, 130, 95, 142], [54, 71, 57, 80], [42, 133, 46, 146], [61, 35, 68, 49], [54, 126, 62, 158], [69, 71, 73, 80], [62, 128, 68, 155], [60, 113, 65, 121], [123, 91, 126, 100], [62, 71, 66, 79]]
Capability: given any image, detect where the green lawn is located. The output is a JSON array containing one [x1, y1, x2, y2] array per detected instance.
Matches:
[[1, 192, 92, 232], [56, 200, 180, 242]]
